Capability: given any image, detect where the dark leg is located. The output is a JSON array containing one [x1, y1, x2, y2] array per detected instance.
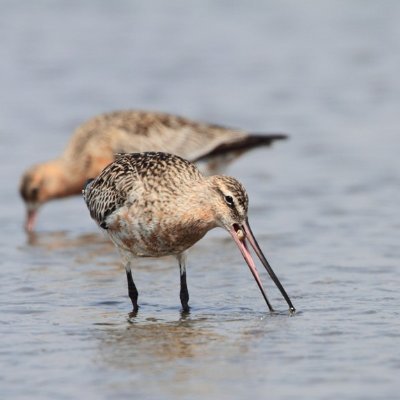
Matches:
[[126, 268, 139, 313], [180, 269, 190, 312], [178, 253, 190, 313]]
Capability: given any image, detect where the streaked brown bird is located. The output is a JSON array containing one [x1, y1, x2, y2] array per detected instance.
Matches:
[[19, 110, 287, 232], [83, 152, 295, 313]]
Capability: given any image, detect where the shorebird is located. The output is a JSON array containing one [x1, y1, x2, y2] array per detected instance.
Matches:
[[19, 110, 287, 232], [83, 152, 295, 313]]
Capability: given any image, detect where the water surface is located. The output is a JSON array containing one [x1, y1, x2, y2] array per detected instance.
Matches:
[[1, 2, 399, 399]]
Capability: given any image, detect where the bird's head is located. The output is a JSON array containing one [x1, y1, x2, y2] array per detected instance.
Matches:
[[19, 160, 74, 232], [208, 174, 295, 312], [209, 175, 249, 236]]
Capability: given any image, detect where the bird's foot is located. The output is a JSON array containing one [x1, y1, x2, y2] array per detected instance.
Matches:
[[128, 304, 139, 318], [181, 304, 190, 315]]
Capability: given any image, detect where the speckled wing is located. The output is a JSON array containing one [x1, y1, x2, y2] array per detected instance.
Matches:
[[82, 152, 203, 228], [118, 116, 248, 161], [64, 111, 251, 163], [82, 154, 140, 228]]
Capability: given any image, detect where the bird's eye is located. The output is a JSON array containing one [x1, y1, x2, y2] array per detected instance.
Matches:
[[225, 195, 234, 206]]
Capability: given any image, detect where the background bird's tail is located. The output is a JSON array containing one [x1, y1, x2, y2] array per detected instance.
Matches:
[[195, 133, 288, 161]]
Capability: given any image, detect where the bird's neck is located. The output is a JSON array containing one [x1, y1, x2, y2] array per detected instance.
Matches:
[[177, 182, 220, 231], [43, 158, 87, 200], [49, 150, 115, 199]]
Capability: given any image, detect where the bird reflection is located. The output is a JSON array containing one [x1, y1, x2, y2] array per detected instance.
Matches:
[[24, 230, 117, 266], [26, 230, 109, 249], [96, 318, 222, 368]]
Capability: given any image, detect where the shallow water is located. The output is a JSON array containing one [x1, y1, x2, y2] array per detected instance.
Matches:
[[1, 1, 400, 399]]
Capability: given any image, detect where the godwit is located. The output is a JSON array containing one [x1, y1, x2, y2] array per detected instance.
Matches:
[[19, 110, 287, 232], [83, 152, 295, 313]]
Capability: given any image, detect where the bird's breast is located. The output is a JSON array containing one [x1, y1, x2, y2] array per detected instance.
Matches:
[[105, 204, 216, 257]]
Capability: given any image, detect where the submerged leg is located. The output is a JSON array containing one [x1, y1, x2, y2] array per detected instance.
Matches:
[[125, 262, 139, 312], [178, 253, 190, 313]]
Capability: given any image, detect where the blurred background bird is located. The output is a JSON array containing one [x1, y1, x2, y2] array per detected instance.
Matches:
[[20, 109, 287, 232]]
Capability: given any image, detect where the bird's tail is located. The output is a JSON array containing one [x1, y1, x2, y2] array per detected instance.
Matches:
[[195, 133, 288, 161]]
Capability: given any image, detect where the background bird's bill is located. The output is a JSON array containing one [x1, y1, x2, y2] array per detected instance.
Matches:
[[230, 219, 295, 312], [25, 206, 38, 233]]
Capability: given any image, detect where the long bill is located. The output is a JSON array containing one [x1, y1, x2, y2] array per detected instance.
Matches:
[[25, 207, 38, 233], [229, 225, 274, 311], [242, 218, 296, 312]]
